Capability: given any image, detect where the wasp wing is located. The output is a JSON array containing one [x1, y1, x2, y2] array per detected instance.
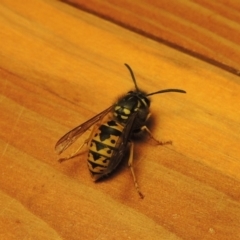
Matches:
[[55, 105, 113, 154], [104, 112, 138, 174]]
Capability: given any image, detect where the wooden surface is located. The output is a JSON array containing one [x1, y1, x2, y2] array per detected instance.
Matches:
[[65, 0, 240, 76], [1, 0, 240, 239]]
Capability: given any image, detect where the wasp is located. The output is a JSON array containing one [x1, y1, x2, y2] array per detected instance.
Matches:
[[55, 64, 186, 198]]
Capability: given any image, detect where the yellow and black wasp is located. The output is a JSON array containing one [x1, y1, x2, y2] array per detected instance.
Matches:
[[55, 64, 186, 198]]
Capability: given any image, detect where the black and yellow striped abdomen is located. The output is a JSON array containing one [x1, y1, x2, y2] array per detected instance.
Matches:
[[87, 120, 124, 180]]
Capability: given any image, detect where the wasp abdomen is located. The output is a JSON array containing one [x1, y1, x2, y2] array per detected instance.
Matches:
[[87, 121, 124, 180]]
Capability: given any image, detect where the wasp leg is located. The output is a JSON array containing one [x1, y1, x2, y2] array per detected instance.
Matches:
[[141, 125, 172, 145], [128, 142, 144, 199]]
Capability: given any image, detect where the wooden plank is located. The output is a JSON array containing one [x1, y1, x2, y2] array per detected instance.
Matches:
[[0, 0, 240, 239], [63, 0, 240, 75]]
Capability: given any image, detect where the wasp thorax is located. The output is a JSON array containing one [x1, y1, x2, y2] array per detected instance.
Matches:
[[113, 91, 150, 124]]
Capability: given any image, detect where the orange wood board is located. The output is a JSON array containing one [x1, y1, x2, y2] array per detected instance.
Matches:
[[0, 1, 240, 239], [65, 0, 240, 75]]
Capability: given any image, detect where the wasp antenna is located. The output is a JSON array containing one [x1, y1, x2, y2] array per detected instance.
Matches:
[[124, 63, 140, 92], [147, 89, 186, 96]]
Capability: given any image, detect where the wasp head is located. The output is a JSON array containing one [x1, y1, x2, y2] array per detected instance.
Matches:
[[113, 64, 186, 126]]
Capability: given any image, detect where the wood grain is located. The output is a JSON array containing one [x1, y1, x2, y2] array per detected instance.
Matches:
[[64, 0, 240, 76], [1, 0, 240, 239]]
